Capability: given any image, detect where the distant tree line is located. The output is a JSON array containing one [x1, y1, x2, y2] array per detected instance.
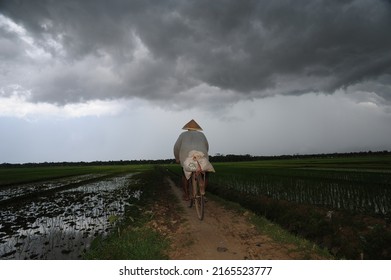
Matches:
[[209, 150, 391, 162], [1, 150, 390, 168], [0, 159, 173, 168]]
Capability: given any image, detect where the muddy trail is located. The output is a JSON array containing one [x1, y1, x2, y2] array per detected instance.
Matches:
[[149, 177, 328, 260]]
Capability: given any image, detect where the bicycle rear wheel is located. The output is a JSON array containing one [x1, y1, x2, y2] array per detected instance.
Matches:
[[193, 173, 204, 220]]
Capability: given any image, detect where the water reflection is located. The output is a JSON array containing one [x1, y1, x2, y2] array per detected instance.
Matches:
[[0, 174, 102, 203], [0, 173, 140, 259]]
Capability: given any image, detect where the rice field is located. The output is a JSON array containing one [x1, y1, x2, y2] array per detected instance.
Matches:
[[2, 155, 391, 259], [207, 155, 391, 217], [165, 154, 391, 259], [0, 165, 152, 259]]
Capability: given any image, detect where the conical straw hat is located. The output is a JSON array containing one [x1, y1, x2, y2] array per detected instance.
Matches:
[[182, 119, 203, 131]]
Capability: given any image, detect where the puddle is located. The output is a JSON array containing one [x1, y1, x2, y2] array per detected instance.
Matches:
[[0, 173, 141, 259]]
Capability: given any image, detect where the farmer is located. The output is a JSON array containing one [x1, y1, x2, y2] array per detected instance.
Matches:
[[173, 119, 214, 200]]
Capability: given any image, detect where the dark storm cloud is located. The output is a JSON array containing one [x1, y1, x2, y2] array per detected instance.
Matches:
[[1, 0, 391, 106]]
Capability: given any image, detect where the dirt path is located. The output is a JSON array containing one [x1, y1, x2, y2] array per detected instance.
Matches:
[[152, 177, 325, 260]]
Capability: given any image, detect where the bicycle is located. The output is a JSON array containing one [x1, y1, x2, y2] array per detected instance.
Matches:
[[187, 170, 206, 220]]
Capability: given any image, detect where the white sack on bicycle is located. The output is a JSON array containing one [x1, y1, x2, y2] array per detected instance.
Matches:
[[183, 150, 215, 179]]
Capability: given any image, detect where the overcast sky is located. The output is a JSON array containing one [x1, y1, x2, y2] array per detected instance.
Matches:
[[1, 0, 391, 163]]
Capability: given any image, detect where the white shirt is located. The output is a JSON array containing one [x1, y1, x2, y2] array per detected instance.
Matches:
[[173, 130, 209, 166]]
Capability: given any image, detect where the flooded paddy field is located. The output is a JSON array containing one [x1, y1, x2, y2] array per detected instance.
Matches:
[[0, 173, 141, 259], [0, 174, 103, 203]]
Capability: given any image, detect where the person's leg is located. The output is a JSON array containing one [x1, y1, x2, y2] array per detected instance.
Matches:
[[197, 172, 207, 195], [182, 174, 189, 200], [200, 172, 209, 196]]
